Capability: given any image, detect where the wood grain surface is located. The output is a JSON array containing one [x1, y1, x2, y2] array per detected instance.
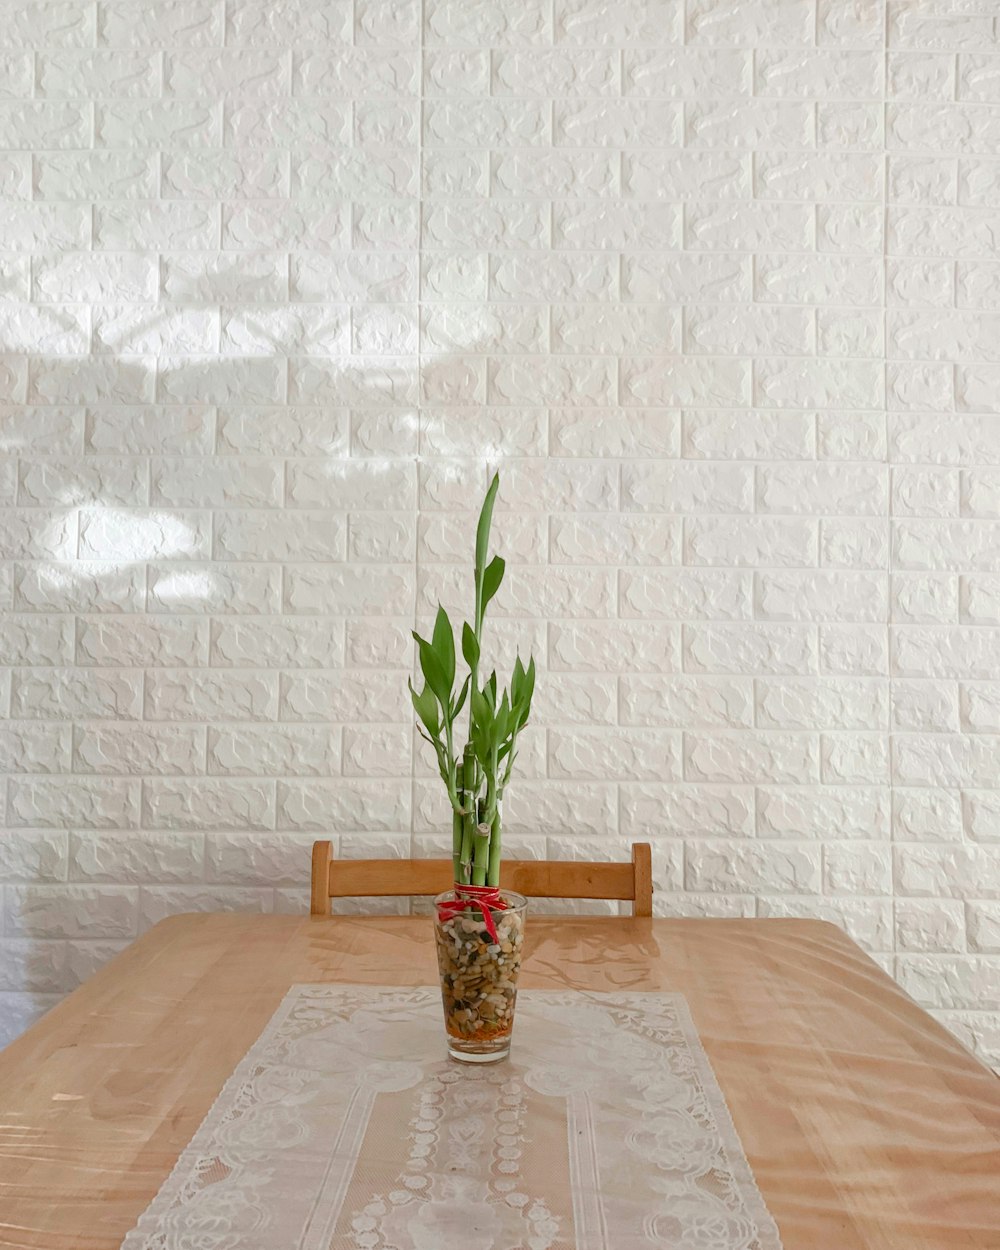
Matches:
[[0, 915, 997, 1249]]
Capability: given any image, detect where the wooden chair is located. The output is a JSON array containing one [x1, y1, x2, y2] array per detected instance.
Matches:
[[310, 841, 652, 918]]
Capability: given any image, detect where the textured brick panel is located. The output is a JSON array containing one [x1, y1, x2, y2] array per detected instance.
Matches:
[[0, 0, 999, 1067]]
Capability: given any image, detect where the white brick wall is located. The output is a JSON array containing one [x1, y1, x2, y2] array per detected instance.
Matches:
[[1, 0, 999, 1066]]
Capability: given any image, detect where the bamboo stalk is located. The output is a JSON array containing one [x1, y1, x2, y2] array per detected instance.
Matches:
[[472, 818, 490, 886], [473, 776, 495, 887], [459, 744, 476, 885], [486, 803, 502, 889], [451, 808, 463, 883]]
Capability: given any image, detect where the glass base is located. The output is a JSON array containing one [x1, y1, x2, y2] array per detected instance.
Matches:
[[448, 1039, 510, 1064]]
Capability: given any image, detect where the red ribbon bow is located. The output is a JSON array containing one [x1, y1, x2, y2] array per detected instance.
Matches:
[[436, 883, 508, 943]]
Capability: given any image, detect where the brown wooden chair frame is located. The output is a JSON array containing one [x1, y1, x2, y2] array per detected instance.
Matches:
[[310, 841, 653, 918]]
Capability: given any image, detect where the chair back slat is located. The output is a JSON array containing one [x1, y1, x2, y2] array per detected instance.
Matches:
[[310, 841, 653, 917], [501, 860, 635, 900], [332, 858, 452, 897]]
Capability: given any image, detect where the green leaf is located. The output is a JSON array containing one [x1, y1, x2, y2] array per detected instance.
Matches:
[[516, 660, 535, 731], [461, 621, 480, 671], [413, 631, 450, 708], [511, 655, 525, 705], [471, 730, 489, 771], [470, 680, 497, 766], [506, 654, 534, 734], [475, 473, 500, 586], [521, 656, 536, 708], [481, 555, 505, 613], [408, 678, 440, 736], [495, 691, 512, 744], [431, 605, 455, 690], [470, 722, 491, 771], [471, 685, 490, 730], [452, 674, 470, 718]]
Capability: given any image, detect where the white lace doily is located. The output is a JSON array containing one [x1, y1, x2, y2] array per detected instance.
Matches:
[[120, 986, 782, 1250]]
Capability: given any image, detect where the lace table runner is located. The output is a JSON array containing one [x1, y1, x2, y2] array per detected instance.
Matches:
[[121, 986, 782, 1250]]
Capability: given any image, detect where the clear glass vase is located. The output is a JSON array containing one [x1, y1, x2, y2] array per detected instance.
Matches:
[[433, 889, 527, 1063]]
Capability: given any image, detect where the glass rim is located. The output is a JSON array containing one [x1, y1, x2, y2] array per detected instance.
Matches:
[[433, 887, 527, 911]]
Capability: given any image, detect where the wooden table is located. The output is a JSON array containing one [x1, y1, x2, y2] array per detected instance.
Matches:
[[0, 914, 998, 1249]]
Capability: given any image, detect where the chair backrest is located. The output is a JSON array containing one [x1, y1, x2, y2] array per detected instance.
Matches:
[[310, 841, 652, 918]]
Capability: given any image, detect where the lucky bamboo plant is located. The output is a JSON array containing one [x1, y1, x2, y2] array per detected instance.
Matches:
[[409, 473, 536, 890]]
